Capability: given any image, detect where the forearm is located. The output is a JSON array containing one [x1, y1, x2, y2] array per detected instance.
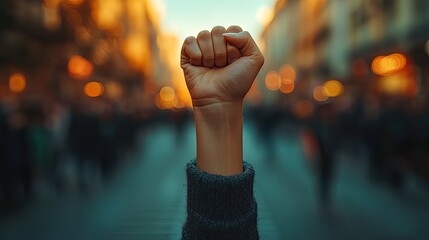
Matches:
[[193, 101, 243, 176]]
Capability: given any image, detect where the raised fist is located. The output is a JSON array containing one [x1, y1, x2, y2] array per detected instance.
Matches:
[[180, 25, 264, 107]]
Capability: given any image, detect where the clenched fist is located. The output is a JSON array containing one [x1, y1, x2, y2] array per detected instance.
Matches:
[[180, 26, 264, 107]]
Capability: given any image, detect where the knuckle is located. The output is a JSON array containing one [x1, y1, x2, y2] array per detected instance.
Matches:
[[227, 25, 242, 32], [228, 52, 241, 62], [204, 55, 215, 61], [255, 54, 265, 66], [184, 36, 195, 45], [190, 58, 201, 65], [243, 31, 251, 38], [215, 50, 227, 58], [197, 30, 211, 40], [191, 53, 202, 60], [211, 26, 226, 34]]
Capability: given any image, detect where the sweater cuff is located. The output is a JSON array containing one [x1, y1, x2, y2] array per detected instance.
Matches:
[[185, 160, 257, 230]]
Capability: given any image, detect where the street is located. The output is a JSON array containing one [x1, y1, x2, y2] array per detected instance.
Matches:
[[1, 122, 428, 240]]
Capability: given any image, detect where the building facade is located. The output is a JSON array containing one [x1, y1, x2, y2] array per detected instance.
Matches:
[[259, 0, 429, 103]]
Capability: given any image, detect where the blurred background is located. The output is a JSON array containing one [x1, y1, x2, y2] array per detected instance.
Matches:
[[1, 0, 429, 239]]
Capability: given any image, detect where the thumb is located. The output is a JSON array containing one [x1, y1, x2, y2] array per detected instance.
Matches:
[[223, 31, 262, 59]]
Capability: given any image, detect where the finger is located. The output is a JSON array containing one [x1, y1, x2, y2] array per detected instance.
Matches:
[[211, 26, 227, 67], [226, 25, 243, 64], [181, 36, 202, 67], [197, 30, 215, 68], [223, 31, 264, 65], [226, 25, 242, 33]]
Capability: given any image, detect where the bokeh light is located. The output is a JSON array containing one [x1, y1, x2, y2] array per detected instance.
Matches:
[[265, 71, 281, 91], [378, 75, 408, 95], [313, 86, 329, 102], [156, 86, 186, 109], [84, 81, 104, 97], [279, 64, 296, 82], [91, 0, 123, 31], [123, 35, 148, 70], [172, 96, 185, 109], [280, 79, 295, 94], [156, 93, 173, 109], [68, 55, 93, 79], [9, 73, 27, 93], [160, 86, 175, 102], [371, 53, 407, 76], [323, 80, 344, 97]]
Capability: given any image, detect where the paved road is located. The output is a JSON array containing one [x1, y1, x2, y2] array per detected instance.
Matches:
[[1, 123, 428, 239]]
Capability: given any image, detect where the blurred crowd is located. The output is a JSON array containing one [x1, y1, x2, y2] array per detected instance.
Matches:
[[249, 92, 429, 207], [0, 95, 149, 212]]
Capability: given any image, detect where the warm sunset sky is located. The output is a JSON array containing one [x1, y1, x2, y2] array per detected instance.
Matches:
[[153, 0, 276, 42]]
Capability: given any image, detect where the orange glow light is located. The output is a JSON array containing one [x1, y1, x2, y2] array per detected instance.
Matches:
[[68, 55, 93, 79], [280, 79, 295, 94], [155, 93, 174, 109], [92, 0, 123, 31], [84, 82, 104, 97], [378, 72, 417, 96], [123, 35, 150, 70], [324, 80, 344, 97], [371, 56, 384, 75], [160, 86, 175, 102], [173, 96, 185, 109], [9, 73, 26, 93], [265, 71, 281, 91], [279, 64, 296, 81], [313, 86, 329, 102], [371, 53, 407, 76], [155, 94, 165, 109]]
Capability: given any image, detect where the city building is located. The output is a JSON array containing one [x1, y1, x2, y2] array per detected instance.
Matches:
[[0, 0, 171, 109], [259, 0, 429, 104]]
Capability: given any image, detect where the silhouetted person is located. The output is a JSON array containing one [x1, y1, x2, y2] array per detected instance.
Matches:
[[1, 108, 31, 209], [98, 107, 119, 180], [311, 102, 338, 209], [68, 104, 100, 190]]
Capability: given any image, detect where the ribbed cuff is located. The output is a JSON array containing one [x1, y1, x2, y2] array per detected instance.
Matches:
[[183, 160, 258, 239]]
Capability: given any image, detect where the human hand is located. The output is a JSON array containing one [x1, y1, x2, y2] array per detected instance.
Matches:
[[180, 26, 264, 107]]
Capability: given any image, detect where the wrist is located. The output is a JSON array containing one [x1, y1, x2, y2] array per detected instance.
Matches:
[[193, 101, 243, 176], [193, 101, 243, 122]]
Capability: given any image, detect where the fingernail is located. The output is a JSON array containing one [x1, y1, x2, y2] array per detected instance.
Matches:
[[222, 33, 240, 37]]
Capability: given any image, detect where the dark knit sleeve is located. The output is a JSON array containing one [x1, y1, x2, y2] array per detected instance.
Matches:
[[182, 160, 258, 240]]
